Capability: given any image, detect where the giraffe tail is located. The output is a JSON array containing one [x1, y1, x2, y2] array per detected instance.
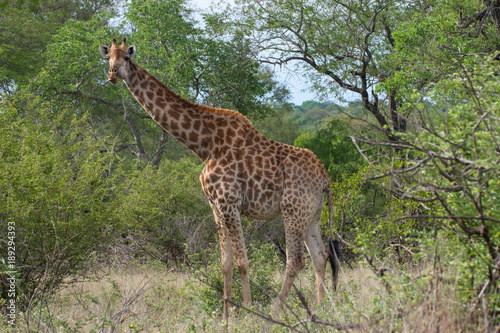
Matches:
[[324, 172, 340, 291], [328, 238, 340, 291]]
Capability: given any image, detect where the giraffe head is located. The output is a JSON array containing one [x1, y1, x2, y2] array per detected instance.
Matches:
[[99, 38, 136, 84]]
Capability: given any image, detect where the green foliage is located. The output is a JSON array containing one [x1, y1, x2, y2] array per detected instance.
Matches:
[[322, 167, 420, 261], [191, 243, 282, 315], [116, 158, 214, 264], [0, 0, 113, 91], [126, 0, 279, 118], [380, 0, 500, 101], [37, 13, 118, 94], [0, 93, 118, 308], [254, 104, 301, 145], [290, 100, 338, 129], [404, 58, 500, 294], [295, 118, 365, 181], [353, 55, 500, 320]]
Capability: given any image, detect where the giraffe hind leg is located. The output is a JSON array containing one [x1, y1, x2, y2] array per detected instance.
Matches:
[[304, 210, 328, 303], [273, 210, 306, 315]]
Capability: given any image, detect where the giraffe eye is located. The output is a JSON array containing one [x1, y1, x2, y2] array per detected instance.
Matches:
[[124, 55, 130, 61]]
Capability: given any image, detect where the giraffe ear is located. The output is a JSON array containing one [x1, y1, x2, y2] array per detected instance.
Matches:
[[127, 45, 136, 59], [99, 45, 110, 58]]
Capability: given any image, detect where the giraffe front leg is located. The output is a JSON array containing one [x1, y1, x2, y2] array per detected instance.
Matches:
[[210, 203, 234, 321], [224, 210, 251, 309], [210, 200, 252, 317], [220, 226, 234, 322]]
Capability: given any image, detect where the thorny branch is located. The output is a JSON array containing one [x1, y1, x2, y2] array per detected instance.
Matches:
[[245, 0, 397, 140]]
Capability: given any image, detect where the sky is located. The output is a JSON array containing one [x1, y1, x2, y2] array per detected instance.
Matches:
[[192, 0, 316, 105]]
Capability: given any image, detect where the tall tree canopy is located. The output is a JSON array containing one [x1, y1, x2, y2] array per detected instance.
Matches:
[[217, 0, 500, 140], [8, 0, 286, 167]]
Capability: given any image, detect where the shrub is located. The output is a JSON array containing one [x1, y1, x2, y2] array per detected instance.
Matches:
[[0, 94, 118, 312], [115, 158, 214, 266]]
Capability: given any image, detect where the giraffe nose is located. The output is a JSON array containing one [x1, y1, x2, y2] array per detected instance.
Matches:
[[107, 74, 118, 84], [107, 67, 118, 83]]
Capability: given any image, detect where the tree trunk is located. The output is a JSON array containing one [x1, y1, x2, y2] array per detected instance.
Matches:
[[151, 131, 169, 167]]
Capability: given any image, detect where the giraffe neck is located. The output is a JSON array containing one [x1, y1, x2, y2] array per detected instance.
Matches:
[[123, 61, 256, 161]]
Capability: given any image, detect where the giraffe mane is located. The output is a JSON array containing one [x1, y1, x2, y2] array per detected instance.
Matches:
[[190, 103, 254, 127], [138, 63, 255, 128]]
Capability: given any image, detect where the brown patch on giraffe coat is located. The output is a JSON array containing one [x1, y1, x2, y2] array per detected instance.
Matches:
[[161, 112, 168, 123], [255, 155, 264, 169], [237, 129, 246, 138], [156, 87, 165, 97], [170, 120, 179, 131], [226, 128, 235, 141], [179, 131, 187, 141], [201, 127, 212, 136], [245, 155, 254, 170], [155, 97, 166, 109], [193, 120, 201, 131], [182, 117, 192, 130], [170, 108, 181, 120], [189, 131, 199, 142]]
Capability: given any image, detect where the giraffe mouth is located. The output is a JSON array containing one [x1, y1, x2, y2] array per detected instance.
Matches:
[[107, 78, 118, 84]]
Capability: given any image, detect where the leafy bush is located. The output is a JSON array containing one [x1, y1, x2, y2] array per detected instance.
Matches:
[[0, 94, 118, 310], [115, 158, 214, 265], [402, 59, 500, 308], [358, 57, 500, 323]]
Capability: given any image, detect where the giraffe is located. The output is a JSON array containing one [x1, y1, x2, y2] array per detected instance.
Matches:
[[99, 38, 339, 319]]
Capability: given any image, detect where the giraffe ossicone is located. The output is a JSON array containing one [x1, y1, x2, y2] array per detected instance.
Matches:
[[99, 38, 339, 319]]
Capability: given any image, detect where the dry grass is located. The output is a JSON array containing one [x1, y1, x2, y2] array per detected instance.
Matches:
[[5, 260, 486, 332]]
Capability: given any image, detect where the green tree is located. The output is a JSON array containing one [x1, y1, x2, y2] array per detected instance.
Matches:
[[0, 0, 113, 93], [254, 103, 301, 145], [381, 0, 500, 102], [375, 58, 500, 323], [126, 0, 284, 118], [294, 118, 365, 181], [355, 0, 500, 321], [224, 0, 420, 140]]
